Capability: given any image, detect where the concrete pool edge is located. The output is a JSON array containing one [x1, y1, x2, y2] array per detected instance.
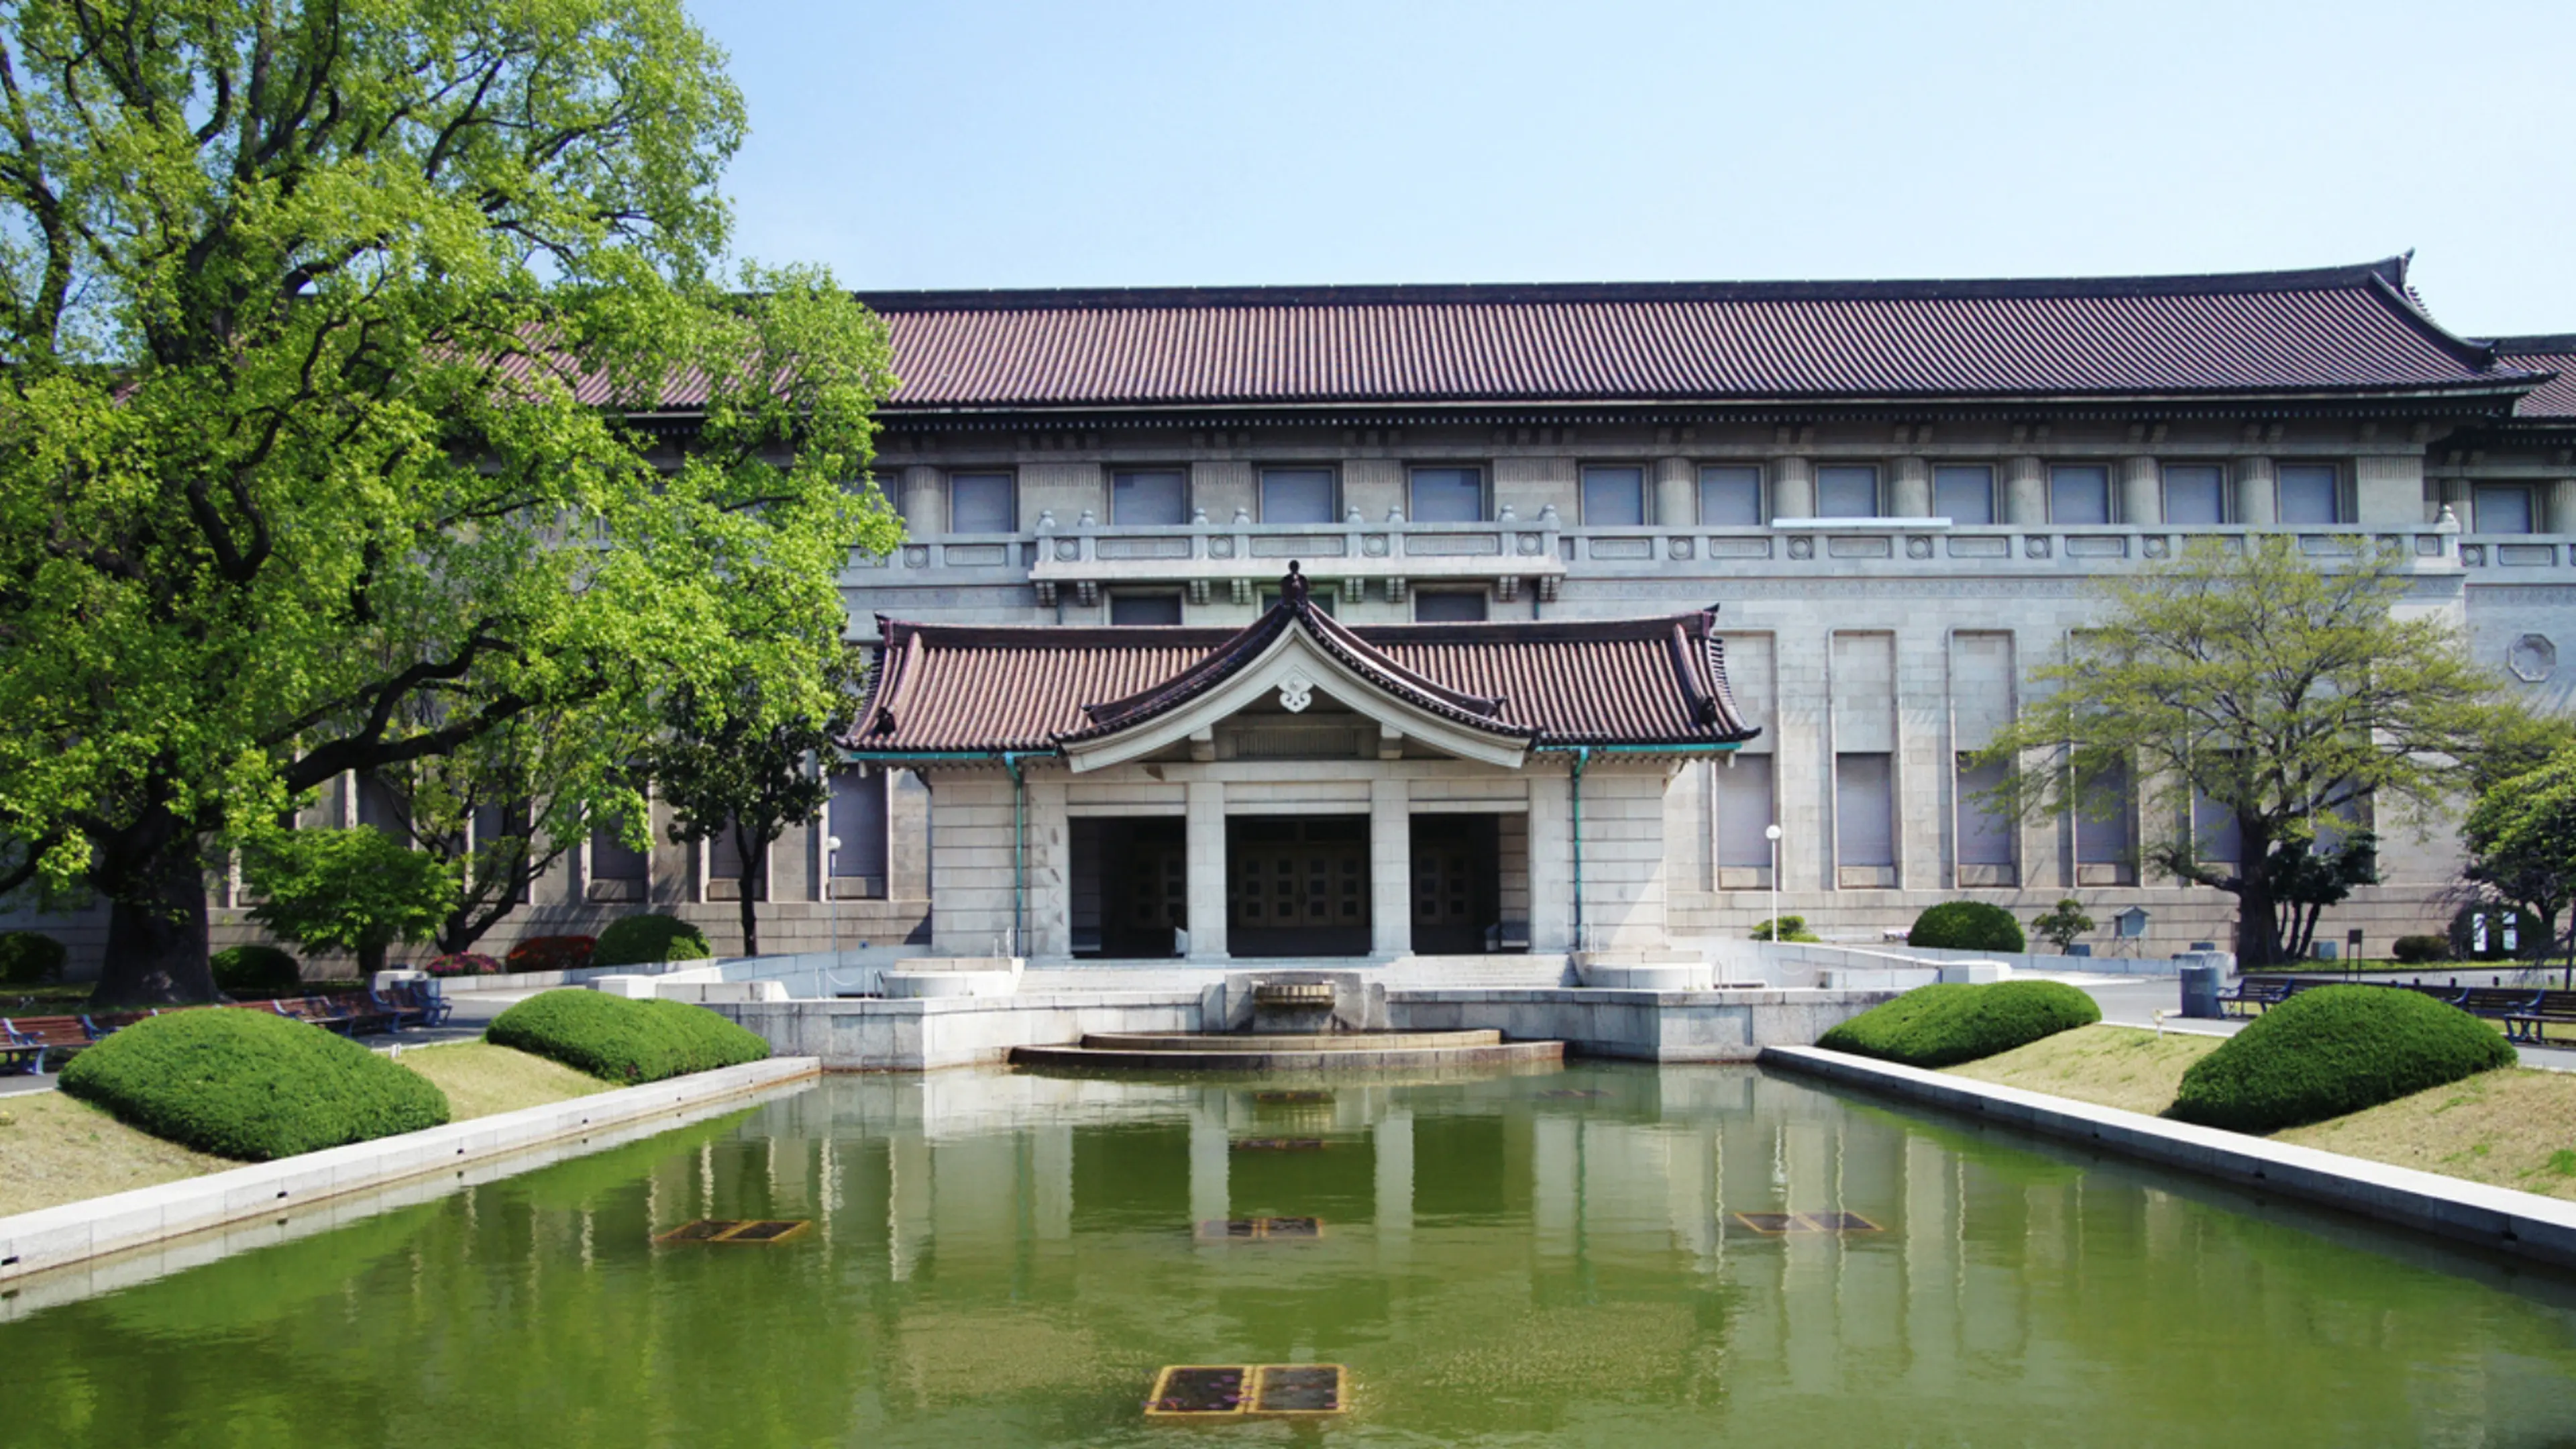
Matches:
[[0, 1055, 822, 1285], [1760, 1044, 2576, 1273]]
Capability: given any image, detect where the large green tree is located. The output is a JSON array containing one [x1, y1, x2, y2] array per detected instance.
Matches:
[[0, 0, 900, 1004], [2462, 744, 2576, 985], [1977, 539, 2497, 969]]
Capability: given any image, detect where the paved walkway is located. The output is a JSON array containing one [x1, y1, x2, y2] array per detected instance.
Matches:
[[2046, 973, 2576, 1073]]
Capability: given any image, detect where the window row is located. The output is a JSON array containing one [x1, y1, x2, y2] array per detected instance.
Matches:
[[913, 460, 2354, 531], [1104, 588, 1489, 625]]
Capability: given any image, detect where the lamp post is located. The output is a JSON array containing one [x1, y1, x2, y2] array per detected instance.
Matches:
[[1764, 823, 1783, 943]]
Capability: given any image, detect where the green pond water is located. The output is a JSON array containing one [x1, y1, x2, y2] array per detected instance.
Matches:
[[7, 1062, 2576, 1447]]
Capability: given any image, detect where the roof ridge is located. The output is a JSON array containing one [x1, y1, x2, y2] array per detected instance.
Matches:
[[2493, 333, 2576, 354], [852, 259, 2410, 314]]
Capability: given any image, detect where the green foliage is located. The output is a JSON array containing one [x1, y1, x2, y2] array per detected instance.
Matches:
[[1973, 539, 2496, 967], [242, 829, 450, 977], [1750, 916, 1819, 943], [2167, 985, 2515, 1134], [649, 649, 864, 957], [2392, 934, 2451, 965], [58, 1009, 449, 1161], [0, 930, 66, 985], [592, 914, 713, 967], [1907, 902, 2027, 953], [2463, 744, 2576, 965], [1819, 981, 2102, 1068], [486, 989, 767, 1084], [2449, 905, 2542, 963], [0, 0, 902, 1004], [210, 944, 303, 994], [2030, 898, 2098, 953]]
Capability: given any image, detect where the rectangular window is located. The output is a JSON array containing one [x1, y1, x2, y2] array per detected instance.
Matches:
[[1954, 755, 2015, 867], [2076, 760, 2135, 881], [590, 814, 647, 881], [1698, 465, 1764, 526], [1715, 755, 1776, 870], [1408, 466, 1485, 523], [1933, 465, 1995, 525], [947, 472, 1016, 533], [2193, 787, 2242, 864], [2050, 464, 2112, 525], [707, 821, 747, 881], [1111, 469, 1187, 526], [1835, 753, 1895, 868], [1413, 590, 1487, 623], [1260, 467, 1337, 524], [1815, 465, 1880, 519], [356, 773, 409, 838], [2163, 464, 2226, 526], [828, 769, 890, 881], [1581, 465, 1647, 526], [2474, 484, 2536, 535], [2277, 464, 2342, 525], [1109, 592, 1184, 626]]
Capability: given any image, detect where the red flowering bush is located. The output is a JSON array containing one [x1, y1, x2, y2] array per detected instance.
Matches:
[[505, 934, 597, 974], [423, 951, 502, 978]]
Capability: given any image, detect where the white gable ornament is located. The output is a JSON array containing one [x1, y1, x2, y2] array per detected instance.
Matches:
[[1277, 670, 1315, 713]]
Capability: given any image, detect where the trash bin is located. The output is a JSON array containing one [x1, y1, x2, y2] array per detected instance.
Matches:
[[2178, 962, 2221, 1020]]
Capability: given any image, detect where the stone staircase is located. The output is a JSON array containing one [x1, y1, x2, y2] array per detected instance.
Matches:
[[1015, 955, 1576, 998]]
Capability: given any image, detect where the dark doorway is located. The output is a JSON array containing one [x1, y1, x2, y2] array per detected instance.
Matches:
[[1410, 814, 1501, 954], [1227, 816, 1371, 957], [1069, 817, 1187, 958]]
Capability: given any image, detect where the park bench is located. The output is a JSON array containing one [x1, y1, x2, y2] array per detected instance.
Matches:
[[1, 1014, 95, 1073], [266, 993, 395, 1036], [2443, 986, 2544, 1023], [366, 978, 451, 1030], [2216, 977, 2295, 1016], [2505, 989, 2576, 1044]]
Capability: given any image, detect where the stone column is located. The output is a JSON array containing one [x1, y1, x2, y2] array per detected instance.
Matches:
[[1771, 456, 1815, 521], [1371, 777, 1411, 957], [1185, 780, 1229, 961], [2120, 456, 2161, 526], [900, 465, 945, 534], [2553, 480, 2576, 535], [1027, 778, 1069, 959], [2002, 457, 2047, 524], [1654, 456, 1695, 529], [1890, 456, 1932, 517], [2235, 458, 2277, 525], [1528, 767, 1572, 953]]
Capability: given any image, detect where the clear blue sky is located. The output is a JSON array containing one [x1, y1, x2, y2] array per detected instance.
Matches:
[[691, 0, 2576, 338]]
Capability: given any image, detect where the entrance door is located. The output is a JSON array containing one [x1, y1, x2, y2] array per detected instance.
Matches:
[[1226, 816, 1371, 957], [1409, 814, 1501, 954]]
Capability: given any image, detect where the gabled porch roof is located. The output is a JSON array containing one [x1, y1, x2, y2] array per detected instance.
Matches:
[[850, 566, 1760, 762]]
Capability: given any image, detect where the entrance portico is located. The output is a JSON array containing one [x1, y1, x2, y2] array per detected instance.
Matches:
[[850, 566, 1759, 964]]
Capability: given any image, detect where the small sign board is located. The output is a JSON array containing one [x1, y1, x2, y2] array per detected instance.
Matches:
[[1144, 1364, 1347, 1420]]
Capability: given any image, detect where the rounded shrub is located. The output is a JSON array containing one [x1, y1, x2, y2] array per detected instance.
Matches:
[[0, 931, 68, 986], [2167, 985, 2514, 1134], [2392, 934, 2451, 965], [211, 943, 303, 995], [59, 1008, 449, 1161], [505, 934, 597, 974], [1818, 979, 2101, 1069], [592, 914, 712, 968], [1907, 901, 2028, 953], [423, 951, 502, 978], [488, 989, 767, 1084]]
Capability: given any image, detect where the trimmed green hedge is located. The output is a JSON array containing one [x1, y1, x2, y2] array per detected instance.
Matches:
[[59, 1008, 449, 1161], [486, 989, 767, 1084], [211, 944, 303, 994], [2167, 985, 2514, 1134], [0, 931, 67, 985], [592, 914, 712, 968], [1907, 902, 2028, 953], [1818, 980, 2101, 1069]]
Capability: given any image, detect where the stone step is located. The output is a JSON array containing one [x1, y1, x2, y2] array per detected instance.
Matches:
[[1079, 1029, 1504, 1053]]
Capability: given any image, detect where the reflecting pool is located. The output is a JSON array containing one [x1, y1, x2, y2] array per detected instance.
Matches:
[[7, 1063, 2576, 1446]]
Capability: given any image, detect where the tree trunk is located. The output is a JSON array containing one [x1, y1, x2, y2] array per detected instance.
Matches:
[[91, 809, 219, 1006], [735, 826, 762, 957]]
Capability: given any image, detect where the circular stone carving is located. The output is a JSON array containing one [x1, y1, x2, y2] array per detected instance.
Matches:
[[1517, 534, 1542, 555], [1786, 537, 1815, 560], [1905, 536, 1933, 559], [2143, 536, 2170, 558], [1364, 534, 1389, 557], [2025, 537, 2052, 559], [1670, 538, 1695, 560], [1054, 539, 1079, 561], [2462, 544, 2487, 567], [2509, 633, 2557, 683], [1209, 537, 1236, 558], [902, 545, 930, 568]]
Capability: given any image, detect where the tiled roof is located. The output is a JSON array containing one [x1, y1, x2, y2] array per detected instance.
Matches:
[[852, 575, 1758, 756], [2491, 336, 2576, 418], [828, 258, 2543, 412]]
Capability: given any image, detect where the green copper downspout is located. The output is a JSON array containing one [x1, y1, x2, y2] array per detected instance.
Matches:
[[845, 747, 1055, 956], [1534, 742, 1743, 952]]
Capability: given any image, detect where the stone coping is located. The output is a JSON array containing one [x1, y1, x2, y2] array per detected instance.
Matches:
[[1760, 1044, 2576, 1273], [0, 1055, 820, 1285]]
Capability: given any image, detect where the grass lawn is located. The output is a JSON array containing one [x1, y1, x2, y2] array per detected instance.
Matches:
[[0, 1039, 611, 1218], [1947, 1024, 2576, 1202]]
